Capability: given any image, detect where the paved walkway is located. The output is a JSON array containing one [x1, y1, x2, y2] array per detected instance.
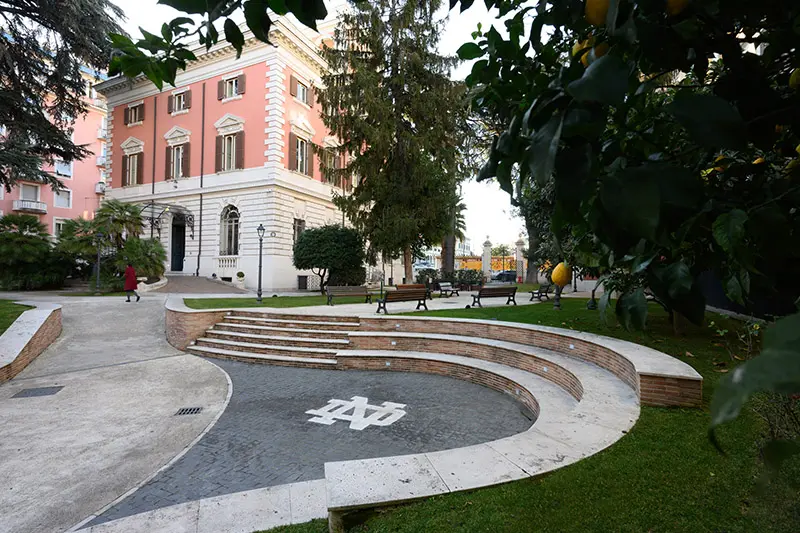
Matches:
[[0, 295, 230, 533], [90, 358, 532, 526], [154, 275, 249, 294]]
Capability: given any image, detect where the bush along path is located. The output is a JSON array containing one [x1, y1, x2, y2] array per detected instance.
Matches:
[[264, 299, 799, 533]]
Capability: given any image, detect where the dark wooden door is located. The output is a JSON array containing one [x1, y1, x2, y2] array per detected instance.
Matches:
[[171, 221, 186, 272]]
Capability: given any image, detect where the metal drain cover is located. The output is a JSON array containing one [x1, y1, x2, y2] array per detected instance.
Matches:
[[175, 407, 203, 416], [12, 386, 64, 398]]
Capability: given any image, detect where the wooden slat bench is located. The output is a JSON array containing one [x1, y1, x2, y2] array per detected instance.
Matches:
[[326, 285, 373, 306], [396, 283, 432, 300], [471, 286, 518, 308], [437, 282, 459, 298], [376, 289, 429, 314], [529, 283, 553, 301]]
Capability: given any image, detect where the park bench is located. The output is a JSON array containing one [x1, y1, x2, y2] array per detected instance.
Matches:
[[529, 283, 553, 301], [376, 288, 429, 314], [326, 285, 374, 306], [397, 283, 432, 300], [471, 286, 518, 308], [437, 281, 460, 298]]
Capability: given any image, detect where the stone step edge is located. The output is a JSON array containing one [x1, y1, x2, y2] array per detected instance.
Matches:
[[195, 337, 340, 355], [187, 345, 338, 365], [225, 316, 361, 327], [215, 323, 355, 336], [206, 329, 350, 345]]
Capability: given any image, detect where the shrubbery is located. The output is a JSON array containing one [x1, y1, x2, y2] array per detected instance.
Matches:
[[0, 215, 71, 290], [293, 225, 367, 291], [415, 268, 484, 287]]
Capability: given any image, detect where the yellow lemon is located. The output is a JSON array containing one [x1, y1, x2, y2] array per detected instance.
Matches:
[[585, 0, 610, 26], [551, 262, 572, 288], [790, 68, 800, 90], [666, 0, 689, 15], [786, 159, 800, 174], [714, 155, 727, 172], [796, 143, 800, 155], [753, 157, 765, 164]]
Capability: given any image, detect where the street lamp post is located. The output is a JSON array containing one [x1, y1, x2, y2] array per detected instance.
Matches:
[[256, 224, 265, 303]]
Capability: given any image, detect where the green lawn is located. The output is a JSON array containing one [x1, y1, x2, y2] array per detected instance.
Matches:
[[265, 299, 800, 533], [0, 299, 32, 335], [184, 295, 376, 309]]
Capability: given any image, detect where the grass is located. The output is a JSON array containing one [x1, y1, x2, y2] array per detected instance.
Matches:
[[0, 299, 33, 335], [184, 295, 376, 309], [264, 299, 800, 533]]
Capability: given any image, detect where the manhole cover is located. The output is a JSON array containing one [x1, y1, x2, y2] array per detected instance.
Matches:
[[12, 386, 64, 398], [175, 407, 203, 416]]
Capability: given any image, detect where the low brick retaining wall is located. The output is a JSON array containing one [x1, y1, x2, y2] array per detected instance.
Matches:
[[338, 354, 540, 419], [0, 303, 62, 383], [166, 307, 228, 350]]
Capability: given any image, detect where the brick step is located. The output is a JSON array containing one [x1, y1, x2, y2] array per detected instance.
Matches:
[[186, 344, 337, 368], [213, 322, 352, 339], [205, 329, 349, 349], [227, 311, 359, 323], [223, 316, 360, 330], [194, 337, 339, 359]]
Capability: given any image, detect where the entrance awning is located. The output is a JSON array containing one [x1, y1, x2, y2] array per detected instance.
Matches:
[[137, 202, 195, 240]]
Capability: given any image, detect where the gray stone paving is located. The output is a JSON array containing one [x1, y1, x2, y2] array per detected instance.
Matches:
[[154, 275, 248, 294], [90, 359, 533, 526]]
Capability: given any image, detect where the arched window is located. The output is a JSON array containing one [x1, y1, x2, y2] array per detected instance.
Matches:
[[220, 206, 240, 256]]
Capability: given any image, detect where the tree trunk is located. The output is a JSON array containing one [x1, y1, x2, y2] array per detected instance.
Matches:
[[524, 218, 539, 284], [441, 235, 455, 275], [403, 246, 413, 283]]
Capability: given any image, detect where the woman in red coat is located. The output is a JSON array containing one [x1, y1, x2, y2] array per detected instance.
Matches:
[[124, 263, 140, 302]]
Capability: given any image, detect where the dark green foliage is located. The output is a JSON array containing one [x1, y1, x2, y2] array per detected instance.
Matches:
[[0, 214, 70, 290], [292, 225, 366, 291], [0, 0, 123, 191], [414, 268, 440, 284], [54, 218, 97, 279], [115, 238, 167, 280], [107, 0, 327, 88], [318, 0, 469, 280], [94, 199, 145, 249]]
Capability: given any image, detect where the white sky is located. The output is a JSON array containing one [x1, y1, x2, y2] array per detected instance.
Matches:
[[110, 0, 524, 253]]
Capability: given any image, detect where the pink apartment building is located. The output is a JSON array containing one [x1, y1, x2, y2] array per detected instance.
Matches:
[[95, 18, 363, 290], [0, 72, 108, 236]]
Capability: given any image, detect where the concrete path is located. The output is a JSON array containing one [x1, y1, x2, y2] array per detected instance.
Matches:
[[0, 295, 230, 533], [154, 275, 249, 294]]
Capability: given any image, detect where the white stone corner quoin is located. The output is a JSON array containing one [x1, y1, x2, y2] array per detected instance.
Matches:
[[0, 302, 62, 383]]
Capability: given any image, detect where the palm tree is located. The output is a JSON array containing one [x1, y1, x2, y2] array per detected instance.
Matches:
[[94, 199, 143, 249], [55, 217, 97, 261]]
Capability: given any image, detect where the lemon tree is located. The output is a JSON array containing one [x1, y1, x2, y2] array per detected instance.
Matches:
[[454, 0, 800, 449]]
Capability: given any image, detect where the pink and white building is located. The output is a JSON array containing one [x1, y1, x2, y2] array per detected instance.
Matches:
[[95, 18, 362, 290], [0, 72, 108, 236]]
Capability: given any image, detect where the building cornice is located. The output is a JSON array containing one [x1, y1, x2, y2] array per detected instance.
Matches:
[[96, 18, 327, 107]]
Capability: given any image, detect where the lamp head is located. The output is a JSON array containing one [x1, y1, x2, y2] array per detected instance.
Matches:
[[257, 224, 266, 239]]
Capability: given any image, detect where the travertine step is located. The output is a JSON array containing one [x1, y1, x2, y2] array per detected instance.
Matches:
[[223, 316, 359, 331], [194, 337, 339, 359], [228, 311, 359, 323], [187, 344, 337, 367], [213, 322, 353, 339], [205, 329, 349, 350]]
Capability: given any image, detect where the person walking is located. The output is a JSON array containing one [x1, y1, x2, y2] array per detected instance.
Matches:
[[124, 263, 141, 302]]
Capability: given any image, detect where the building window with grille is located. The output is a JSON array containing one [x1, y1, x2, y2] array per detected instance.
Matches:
[[220, 206, 240, 256], [293, 218, 306, 244]]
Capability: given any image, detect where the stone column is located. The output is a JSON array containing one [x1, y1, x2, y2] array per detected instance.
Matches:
[[515, 237, 525, 283], [482, 236, 492, 282]]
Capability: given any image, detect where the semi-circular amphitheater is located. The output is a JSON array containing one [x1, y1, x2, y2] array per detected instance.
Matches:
[[161, 297, 702, 532]]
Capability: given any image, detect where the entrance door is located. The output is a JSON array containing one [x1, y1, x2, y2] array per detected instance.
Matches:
[[171, 220, 186, 272]]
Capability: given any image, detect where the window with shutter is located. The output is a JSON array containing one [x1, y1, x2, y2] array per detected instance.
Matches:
[[122, 154, 129, 186], [290, 76, 297, 97], [123, 107, 130, 125], [185, 90, 192, 109], [215, 135, 223, 172], [237, 74, 246, 94], [235, 131, 244, 169], [167, 95, 174, 114], [217, 80, 224, 100], [182, 143, 190, 177], [165, 145, 172, 180], [288, 132, 297, 171], [171, 145, 184, 179], [221, 134, 236, 171], [136, 153, 144, 184]]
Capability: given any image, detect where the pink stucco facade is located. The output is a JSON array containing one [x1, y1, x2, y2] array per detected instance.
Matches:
[[107, 60, 334, 189], [0, 92, 107, 236]]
